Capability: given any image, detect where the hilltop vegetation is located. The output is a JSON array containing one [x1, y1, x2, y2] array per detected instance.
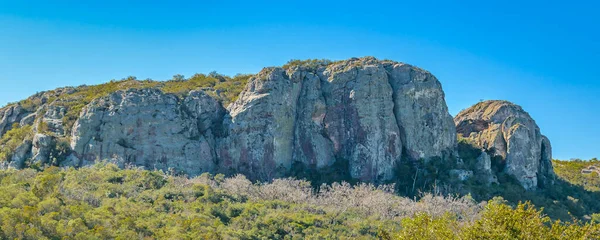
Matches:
[[0, 164, 599, 239], [10, 73, 252, 136], [554, 159, 600, 192]]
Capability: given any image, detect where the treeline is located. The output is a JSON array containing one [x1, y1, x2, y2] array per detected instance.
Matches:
[[0, 164, 599, 239]]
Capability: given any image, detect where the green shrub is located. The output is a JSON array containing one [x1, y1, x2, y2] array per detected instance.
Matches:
[[0, 124, 33, 161]]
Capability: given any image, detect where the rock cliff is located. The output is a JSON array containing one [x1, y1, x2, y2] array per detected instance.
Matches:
[[0, 57, 553, 189], [218, 57, 455, 182], [454, 100, 555, 189]]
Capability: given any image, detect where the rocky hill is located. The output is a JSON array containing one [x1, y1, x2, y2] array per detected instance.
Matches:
[[0, 57, 554, 190], [454, 100, 555, 190]]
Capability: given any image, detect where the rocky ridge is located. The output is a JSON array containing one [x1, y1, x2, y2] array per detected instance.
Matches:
[[0, 57, 554, 190]]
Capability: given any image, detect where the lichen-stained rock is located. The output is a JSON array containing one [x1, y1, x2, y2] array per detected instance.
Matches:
[[385, 62, 456, 160], [1, 57, 460, 184], [8, 140, 32, 169], [31, 134, 56, 165], [454, 100, 553, 190], [219, 57, 455, 182], [0, 105, 27, 137], [184, 90, 226, 134], [321, 59, 402, 182], [290, 70, 335, 170], [70, 88, 217, 176], [38, 105, 68, 136], [218, 68, 303, 180]]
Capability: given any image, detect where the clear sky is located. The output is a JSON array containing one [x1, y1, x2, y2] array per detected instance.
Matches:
[[0, 1, 598, 160]]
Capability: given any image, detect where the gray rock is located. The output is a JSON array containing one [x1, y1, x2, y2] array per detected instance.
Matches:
[[321, 59, 402, 182], [39, 105, 67, 136], [70, 88, 217, 176], [450, 169, 473, 181], [454, 100, 553, 190], [0, 105, 27, 137], [475, 151, 498, 185], [8, 140, 32, 169], [1, 57, 462, 184], [218, 57, 454, 182], [538, 136, 555, 187], [385, 62, 456, 160], [31, 134, 56, 164], [59, 154, 81, 168], [218, 68, 302, 180], [19, 113, 37, 127]]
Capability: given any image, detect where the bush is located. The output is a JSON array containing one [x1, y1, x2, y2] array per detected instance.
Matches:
[[0, 124, 33, 161]]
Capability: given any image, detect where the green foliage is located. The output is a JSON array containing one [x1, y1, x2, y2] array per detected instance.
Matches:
[[1, 164, 599, 239], [283, 59, 334, 70], [553, 158, 600, 192], [395, 149, 600, 222], [0, 124, 33, 161]]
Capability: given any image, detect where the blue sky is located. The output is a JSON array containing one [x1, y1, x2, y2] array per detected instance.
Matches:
[[0, 1, 598, 160]]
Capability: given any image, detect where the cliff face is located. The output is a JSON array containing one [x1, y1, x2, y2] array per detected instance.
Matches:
[[0, 57, 554, 189], [0, 57, 456, 183], [454, 100, 555, 190], [218, 57, 456, 182]]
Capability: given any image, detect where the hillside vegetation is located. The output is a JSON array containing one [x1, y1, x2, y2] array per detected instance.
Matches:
[[554, 159, 600, 192], [0, 164, 599, 239]]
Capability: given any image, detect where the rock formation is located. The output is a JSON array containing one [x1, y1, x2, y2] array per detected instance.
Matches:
[[218, 57, 455, 182], [0, 57, 554, 189], [69, 88, 221, 176], [454, 100, 554, 189]]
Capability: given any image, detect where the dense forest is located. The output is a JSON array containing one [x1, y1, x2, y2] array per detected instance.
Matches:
[[0, 163, 599, 239]]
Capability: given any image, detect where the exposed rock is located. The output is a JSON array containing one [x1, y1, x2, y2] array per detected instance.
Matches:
[[70, 88, 217, 176], [0, 57, 494, 185], [454, 100, 553, 190], [538, 136, 555, 187], [184, 90, 226, 134], [19, 113, 37, 127], [0, 105, 27, 137], [218, 57, 453, 182], [475, 151, 498, 185], [291, 70, 335, 170], [31, 134, 56, 165], [218, 68, 302, 180], [450, 169, 473, 181], [321, 60, 402, 182], [39, 105, 67, 136], [385, 62, 456, 160], [8, 140, 32, 169]]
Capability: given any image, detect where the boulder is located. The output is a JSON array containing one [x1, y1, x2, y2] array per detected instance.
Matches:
[[454, 100, 553, 190]]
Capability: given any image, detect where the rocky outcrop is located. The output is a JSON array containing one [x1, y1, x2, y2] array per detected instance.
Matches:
[[31, 134, 56, 165], [385, 63, 456, 160], [0, 105, 28, 137], [454, 100, 554, 190], [70, 88, 220, 175], [8, 140, 32, 169], [5, 57, 559, 188], [218, 57, 455, 182]]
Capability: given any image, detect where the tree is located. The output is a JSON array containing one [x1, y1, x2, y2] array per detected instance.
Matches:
[[172, 74, 185, 81]]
